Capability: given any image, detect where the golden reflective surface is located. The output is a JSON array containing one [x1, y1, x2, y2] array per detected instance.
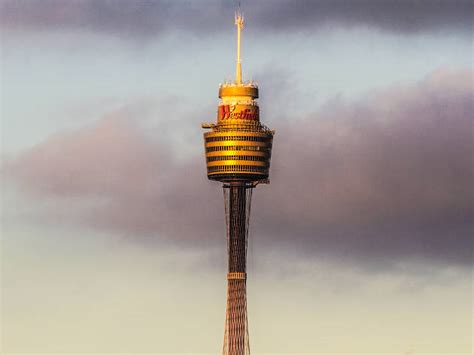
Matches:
[[203, 120, 273, 182]]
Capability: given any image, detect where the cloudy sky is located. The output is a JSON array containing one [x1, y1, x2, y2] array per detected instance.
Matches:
[[1, 0, 472, 354]]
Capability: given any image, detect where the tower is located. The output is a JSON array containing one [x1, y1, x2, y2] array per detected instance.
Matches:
[[202, 11, 274, 355]]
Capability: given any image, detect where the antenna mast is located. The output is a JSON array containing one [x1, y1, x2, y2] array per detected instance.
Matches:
[[235, 10, 244, 85]]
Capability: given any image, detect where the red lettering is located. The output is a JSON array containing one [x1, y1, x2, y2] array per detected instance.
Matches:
[[219, 105, 259, 121], [219, 105, 230, 119]]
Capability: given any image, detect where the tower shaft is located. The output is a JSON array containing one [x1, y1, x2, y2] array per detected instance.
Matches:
[[228, 185, 248, 273], [223, 184, 251, 355]]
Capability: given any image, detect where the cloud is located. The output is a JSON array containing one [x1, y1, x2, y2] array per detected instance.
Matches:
[[3, 107, 223, 246], [4, 67, 473, 267], [256, 67, 473, 266], [253, 0, 473, 34], [1, 0, 471, 39]]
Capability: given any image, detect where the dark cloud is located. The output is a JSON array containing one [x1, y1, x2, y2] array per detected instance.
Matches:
[[253, 0, 473, 34], [4, 68, 473, 267], [0, 0, 226, 38], [1, 0, 471, 38], [255, 67, 473, 266]]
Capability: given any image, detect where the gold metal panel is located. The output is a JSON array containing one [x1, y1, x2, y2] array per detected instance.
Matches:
[[205, 141, 270, 147], [208, 171, 266, 174], [205, 151, 269, 157], [227, 272, 247, 280], [207, 160, 269, 167], [219, 86, 258, 99], [204, 131, 269, 138]]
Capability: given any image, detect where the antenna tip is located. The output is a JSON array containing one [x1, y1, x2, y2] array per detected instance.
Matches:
[[235, 11, 244, 26]]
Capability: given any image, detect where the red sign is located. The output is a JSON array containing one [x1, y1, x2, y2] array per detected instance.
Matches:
[[218, 104, 259, 121]]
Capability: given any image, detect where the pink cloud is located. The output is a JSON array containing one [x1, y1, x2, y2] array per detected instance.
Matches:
[[4, 68, 473, 265]]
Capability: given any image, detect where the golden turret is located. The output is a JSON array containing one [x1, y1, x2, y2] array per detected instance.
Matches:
[[202, 11, 274, 184]]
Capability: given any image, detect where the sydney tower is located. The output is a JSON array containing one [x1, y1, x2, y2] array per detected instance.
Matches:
[[201, 11, 274, 355]]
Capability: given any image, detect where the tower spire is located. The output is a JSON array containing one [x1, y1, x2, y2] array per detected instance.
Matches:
[[235, 10, 244, 85]]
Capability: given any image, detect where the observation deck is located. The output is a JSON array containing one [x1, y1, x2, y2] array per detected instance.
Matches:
[[202, 82, 274, 183]]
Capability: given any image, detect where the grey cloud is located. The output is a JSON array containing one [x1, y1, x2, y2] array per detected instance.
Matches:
[[253, 0, 473, 34], [4, 68, 473, 267], [1, 0, 471, 38], [254, 67, 473, 266], [0, 0, 226, 38]]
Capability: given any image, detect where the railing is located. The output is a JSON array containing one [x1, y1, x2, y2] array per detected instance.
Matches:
[[205, 135, 271, 142], [207, 155, 269, 162], [218, 99, 258, 106], [208, 123, 274, 134], [219, 80, 258, 88]]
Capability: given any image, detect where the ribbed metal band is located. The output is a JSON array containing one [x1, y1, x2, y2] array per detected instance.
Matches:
[[227, 272, 247, 280]]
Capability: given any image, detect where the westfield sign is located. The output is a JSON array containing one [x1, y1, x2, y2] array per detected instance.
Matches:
[[218, 104, 259, 121]]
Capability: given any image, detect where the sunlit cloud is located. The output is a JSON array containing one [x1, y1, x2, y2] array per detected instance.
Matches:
[[4, 67, 472, 267]]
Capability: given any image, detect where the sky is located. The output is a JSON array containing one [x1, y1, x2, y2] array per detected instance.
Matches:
[[1, 0, 473, 354]]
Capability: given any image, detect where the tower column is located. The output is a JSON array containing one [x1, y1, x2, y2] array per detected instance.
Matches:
[[228, 184, 247, 273], [223, 183, 251, 355]]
